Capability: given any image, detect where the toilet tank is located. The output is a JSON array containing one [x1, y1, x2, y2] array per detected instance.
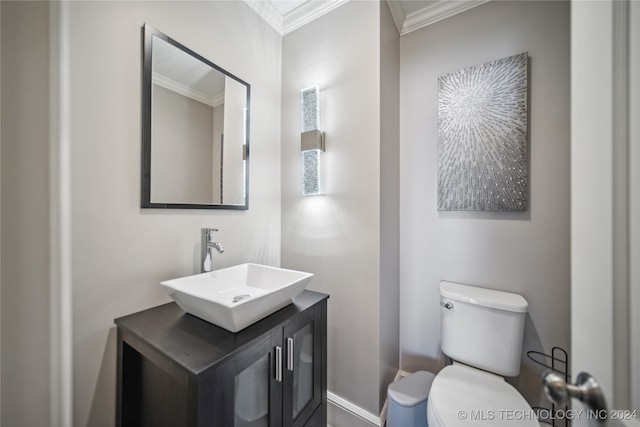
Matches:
[[439, 281, 528, 377]]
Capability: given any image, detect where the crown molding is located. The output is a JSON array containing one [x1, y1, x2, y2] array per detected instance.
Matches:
[[245, 0, 489, 37], [243, 0, 284, 33], [386, 0, 407, 35], [243, 0, 349, 36], [400, 0, 490, 35], [282, 0, 349, 35], [152, 72, 222, 107]]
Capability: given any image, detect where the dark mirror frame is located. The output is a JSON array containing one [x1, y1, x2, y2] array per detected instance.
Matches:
[[141, 24, 250, 210]]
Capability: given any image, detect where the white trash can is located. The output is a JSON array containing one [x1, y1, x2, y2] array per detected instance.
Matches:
[[387, 370, 435, 427]]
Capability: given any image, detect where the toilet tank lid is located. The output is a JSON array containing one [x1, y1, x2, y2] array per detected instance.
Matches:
[[439, 281, 528, 313]]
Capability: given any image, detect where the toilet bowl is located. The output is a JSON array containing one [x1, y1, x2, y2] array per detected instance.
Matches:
[[427, 282, 537, 426], [427, 364, 538, 426]]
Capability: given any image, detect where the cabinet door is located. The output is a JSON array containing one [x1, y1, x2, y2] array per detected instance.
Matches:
[[213, 329, 283, 427], [283, 306, 323, 427]]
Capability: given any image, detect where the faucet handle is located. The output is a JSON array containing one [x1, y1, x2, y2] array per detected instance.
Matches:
[[202, 228, 219, 241]]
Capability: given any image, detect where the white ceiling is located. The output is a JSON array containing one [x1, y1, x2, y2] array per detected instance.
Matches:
[[153, 36, 225, 105], [242, 0, 489, 36]]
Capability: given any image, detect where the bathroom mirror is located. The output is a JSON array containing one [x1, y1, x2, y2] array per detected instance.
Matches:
[[142, 24, 250, 209]]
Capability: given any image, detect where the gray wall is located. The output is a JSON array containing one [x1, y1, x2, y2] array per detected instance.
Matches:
[[0, 2, 2, 421], [399, 0, 571, 407], [151, 85, 214, 204], [66, 1, 282, 425], [379, 0, 401, 411], [1, 0, 571, 424], [281, 0, 400, 420], [212, 103, 224, 203], [1, 2, 52, 425]]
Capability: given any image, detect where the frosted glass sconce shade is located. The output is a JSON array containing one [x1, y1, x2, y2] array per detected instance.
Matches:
[[302, 149, 322, 195], [301, 86, 319, 132], [301, 86, 324, 196]]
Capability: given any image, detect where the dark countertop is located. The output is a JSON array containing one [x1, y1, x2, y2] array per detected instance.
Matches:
[[115, 290, 328, 375]]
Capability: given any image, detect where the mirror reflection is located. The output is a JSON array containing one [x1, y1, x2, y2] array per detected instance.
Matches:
[[142, 24, 250, 209]]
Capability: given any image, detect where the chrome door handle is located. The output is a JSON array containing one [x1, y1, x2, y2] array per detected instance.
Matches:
[[287, 338, 294, 371], [275, 346, 282, 382], [543, 371, 607, 415]]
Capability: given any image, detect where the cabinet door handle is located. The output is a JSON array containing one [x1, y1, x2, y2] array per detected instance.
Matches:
[[275, 346, 282, 382], [287, 337, 294, 371]]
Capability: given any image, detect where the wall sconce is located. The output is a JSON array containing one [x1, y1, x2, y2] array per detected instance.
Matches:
[[301, 86, 325, 196]]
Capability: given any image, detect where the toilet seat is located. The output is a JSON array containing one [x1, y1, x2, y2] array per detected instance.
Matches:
[[427, 364, 539, 426]]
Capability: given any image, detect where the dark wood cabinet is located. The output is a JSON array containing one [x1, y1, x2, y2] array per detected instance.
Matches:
[[116, 290, 328, 427]]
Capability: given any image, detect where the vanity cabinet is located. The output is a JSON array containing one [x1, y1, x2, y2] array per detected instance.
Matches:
[[115, 290, 328, 427]]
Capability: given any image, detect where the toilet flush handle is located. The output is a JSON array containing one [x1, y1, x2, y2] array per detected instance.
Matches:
[[440, 301, 453, 310]]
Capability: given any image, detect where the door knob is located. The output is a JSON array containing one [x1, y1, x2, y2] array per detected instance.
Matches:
[[543, 371, 608, 415]]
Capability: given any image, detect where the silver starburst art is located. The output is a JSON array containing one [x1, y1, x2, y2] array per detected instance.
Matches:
[[437, 52, 528, 211]]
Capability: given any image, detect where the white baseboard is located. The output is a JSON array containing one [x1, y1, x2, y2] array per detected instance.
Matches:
[[327, 370, 410, 427], [327, 391, 381, 426]]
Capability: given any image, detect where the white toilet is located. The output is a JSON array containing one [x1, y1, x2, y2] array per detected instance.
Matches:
[[427, 281, 538, 427]]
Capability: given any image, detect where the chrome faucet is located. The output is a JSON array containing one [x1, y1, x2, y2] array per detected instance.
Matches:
[[201, 228, 224, 272]]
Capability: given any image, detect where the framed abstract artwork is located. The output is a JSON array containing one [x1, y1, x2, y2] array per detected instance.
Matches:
[[437, 52, 528, 211]]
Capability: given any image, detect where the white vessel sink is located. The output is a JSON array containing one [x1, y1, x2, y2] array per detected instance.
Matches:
[[160, 263, 314, 332]]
